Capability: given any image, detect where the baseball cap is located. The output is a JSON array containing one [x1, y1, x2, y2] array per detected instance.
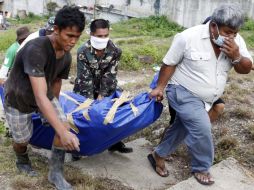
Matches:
[[45, 16, 55, 31], [16, 26, 30, 41]]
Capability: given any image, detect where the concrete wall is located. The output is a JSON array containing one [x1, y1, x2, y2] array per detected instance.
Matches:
[[1, 0, 254, 27], [160, 0, 254, 27]]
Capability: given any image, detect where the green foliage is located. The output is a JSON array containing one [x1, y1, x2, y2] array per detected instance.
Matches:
[[0, 121, 5, 134], [242, 18, 254, 31], [136, 44, 161, 62], [111, 15, 184, 38], [47, 2, 58, 15], [14, 14, 45, 24], [116, 38, 145, 46], [0, 29, 16, 52], [240, 18, 254, 48], [120, 50, 142, 70], [245, 34, 254, 48]]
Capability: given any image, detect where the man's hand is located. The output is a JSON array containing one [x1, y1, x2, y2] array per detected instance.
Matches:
[[220, 37, 240, 60], [149, 87, 164, 102], [97, 94, 104, 100], [59, 129, 80, 152], [0, 78, 5, 85]]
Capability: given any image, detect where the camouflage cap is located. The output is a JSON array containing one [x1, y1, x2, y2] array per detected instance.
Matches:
[[45, 16, 55, 31]]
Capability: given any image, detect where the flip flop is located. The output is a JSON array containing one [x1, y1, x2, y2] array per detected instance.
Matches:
[[147, 153, 169, 177], [193, 172, 215, 185]]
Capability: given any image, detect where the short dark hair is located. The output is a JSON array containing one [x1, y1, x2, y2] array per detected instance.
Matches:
[[90, 19, 109, 33], [54, 6, 85, 32]]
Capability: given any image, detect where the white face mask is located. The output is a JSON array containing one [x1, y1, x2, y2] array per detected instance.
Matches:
[[90, 36, 109, 50], [212, 24, 225, 47]]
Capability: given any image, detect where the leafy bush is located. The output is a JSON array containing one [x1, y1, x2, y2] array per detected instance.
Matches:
[[242, 18, 254, 31], [47, 2, 58, 15], [111, 16, 184, 38], [120, 50, 142, 70], [136, 44, 161, 62]]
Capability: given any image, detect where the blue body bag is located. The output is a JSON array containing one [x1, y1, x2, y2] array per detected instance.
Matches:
[[0, 87, 163, 156]]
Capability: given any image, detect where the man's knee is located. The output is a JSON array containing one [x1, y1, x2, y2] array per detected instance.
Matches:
[[13, 142, 29, 153], [213, 103, 225, 114]]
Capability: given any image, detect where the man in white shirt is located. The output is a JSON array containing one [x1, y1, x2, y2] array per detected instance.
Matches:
[[17, 16, 55, 51], [148, 4, 253, 185]]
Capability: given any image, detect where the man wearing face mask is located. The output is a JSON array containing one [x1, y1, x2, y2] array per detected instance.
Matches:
[[148, 4, 252, 185], [73, 19, 133, 159]]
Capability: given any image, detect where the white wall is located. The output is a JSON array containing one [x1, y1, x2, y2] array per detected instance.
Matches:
[[2, 0, 254, 27]]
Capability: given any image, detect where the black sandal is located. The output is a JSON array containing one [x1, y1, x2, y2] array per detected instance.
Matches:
[[193, 172, 215, 185]]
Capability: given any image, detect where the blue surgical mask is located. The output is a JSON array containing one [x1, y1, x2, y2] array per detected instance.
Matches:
[[212, 24, 225, 47]]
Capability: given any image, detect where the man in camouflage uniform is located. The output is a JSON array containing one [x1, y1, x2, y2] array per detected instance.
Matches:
[[73, 19, 133, 157]]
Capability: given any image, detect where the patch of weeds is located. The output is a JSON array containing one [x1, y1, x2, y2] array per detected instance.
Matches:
[[65, 166, 133, 190], [3, 137, 12, 146], [245, 124, 254, 140], [116, 38, 145, 46], [13, 13, 47, 24], [111, 16, 184, 38], [244, 148, 254, 168], [0, 121, 5, 134], [242, 17, 254, 31], [234, 94, 251, 104], [245, 34, 254, 48], [236, 78, 244, 84], [229, 107, 253, 119], [218, 126, 229, 137], [120, 50, 142, 70], [217, 136, 238, 150], [0, 29, 16, 52], [228, 83, 241, 91], [215, 136, 238, 163], [136, 44, 161, 63], [217, 111, 230, 122]]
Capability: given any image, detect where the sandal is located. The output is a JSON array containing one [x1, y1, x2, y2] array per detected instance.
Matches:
[[193, 172, 215, 185], [147, 154, 169, 177]]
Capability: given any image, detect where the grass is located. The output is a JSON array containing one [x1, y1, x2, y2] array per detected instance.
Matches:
[[246, 124, 254, 140], [0, 122, 5, 134], [0, 135, 132, 190], [111, 16, 184, 38], [214, 136, 238, 164]]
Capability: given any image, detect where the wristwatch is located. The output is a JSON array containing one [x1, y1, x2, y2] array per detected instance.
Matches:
[[231, 55, 242, 65]]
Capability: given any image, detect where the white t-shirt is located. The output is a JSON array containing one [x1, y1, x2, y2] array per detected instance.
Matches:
[[17, 31, 40, 52], [0, 14, 4, 25]]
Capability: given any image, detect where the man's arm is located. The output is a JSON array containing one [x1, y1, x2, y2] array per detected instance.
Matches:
[[149, 64, 176, 101], [74, 52, 94, 99], [52, 78, 62, 98], [29, 76, 79, 151], [233, 57, 252, 74], [0, 45, 16, 84]]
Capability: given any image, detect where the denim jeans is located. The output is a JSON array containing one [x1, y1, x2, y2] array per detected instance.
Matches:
[[155, 84, 214, 172]]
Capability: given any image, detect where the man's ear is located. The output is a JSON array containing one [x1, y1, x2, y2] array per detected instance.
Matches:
[[54, 25, 59, 35]]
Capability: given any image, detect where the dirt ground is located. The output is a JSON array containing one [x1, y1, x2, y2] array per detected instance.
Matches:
[[1, 66, 254, 189]]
